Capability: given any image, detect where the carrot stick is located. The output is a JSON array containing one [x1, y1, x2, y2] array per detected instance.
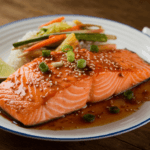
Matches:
[[23, 34, 66, 53], [63, 25, 81, 32], [39, 16, 65, 28], [98, 44, 116, 50]]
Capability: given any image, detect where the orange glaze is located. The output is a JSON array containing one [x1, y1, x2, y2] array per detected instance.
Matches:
[[0, 48, 150, 126]]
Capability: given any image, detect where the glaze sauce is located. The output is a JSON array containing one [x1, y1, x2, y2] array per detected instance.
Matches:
[[33, 79, 150, 130]]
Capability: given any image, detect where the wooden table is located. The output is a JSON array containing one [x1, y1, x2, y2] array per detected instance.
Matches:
[[0, 0, 150, 149]]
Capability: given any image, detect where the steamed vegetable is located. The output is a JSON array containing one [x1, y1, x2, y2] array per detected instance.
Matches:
[[38, 22, 72, 36], [75, 33, 107, 42], [13, 32, 115, 48], [23, 34, 66, 53], [13, 31, 109, 48], [56, 33, 79, 52], [39, 16, 65, 28]]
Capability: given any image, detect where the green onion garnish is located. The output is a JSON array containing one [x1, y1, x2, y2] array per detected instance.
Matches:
[[61, 45, 73, 52], [82, 114, 95, 122], [109, 106, 120, 114], [124, 90, 134, 100], [42, 50, 51, 57], [77, 59, 86, 69], [90, 45, 99, 53], [67, 51, 75, 62], [39, 62, 49, 73]]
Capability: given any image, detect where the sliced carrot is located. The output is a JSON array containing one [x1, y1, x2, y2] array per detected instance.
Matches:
[[23, 34, 66, 53], [90, 29, 104, 33], [63, 25, 81, 32], [39, 16, 65, 28], [98, 44, 116, 50]]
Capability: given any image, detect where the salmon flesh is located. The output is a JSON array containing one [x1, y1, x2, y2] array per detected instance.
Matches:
[[0, 49, 150, 126]]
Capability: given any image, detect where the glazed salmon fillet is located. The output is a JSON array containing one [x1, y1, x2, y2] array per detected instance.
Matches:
[[0, 49, 150, 126]]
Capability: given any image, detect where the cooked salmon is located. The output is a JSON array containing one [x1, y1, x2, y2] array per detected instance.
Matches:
[[0, 49, 150, 126]]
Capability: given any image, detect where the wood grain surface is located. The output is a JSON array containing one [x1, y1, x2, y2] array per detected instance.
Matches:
[[0, 0, 150, 150]]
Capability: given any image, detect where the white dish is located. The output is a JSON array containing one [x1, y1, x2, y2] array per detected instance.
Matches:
[[0, 15, 150, 141]]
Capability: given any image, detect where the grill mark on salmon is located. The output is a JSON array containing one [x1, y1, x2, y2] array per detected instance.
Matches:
[[0, 49, 150, 126]]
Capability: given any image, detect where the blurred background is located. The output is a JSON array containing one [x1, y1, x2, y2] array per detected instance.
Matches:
[[0, 0, 150, 150], [0, 0, 150, 30]]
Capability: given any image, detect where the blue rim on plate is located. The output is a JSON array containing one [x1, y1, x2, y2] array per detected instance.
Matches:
[[0, 14, 150, 141]]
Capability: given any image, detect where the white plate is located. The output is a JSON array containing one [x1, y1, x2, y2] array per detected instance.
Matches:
[[0, 15, 150, 141]]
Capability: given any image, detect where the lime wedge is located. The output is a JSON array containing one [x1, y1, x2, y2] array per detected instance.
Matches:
[[0, 58, 15, 78]]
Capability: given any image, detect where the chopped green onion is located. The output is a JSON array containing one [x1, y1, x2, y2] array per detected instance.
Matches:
[[90, 45, 99, 53], [77, 59, 86, 69], [61, 45, 73, 52], [124, 90, 134, 100], [39, 62, 49, 73], [82, 114, 95, 122], [51, 61, 64, 68], [109, 106, 120, 114], [42, 50, 51, 57], [67, 51, 75, 62]]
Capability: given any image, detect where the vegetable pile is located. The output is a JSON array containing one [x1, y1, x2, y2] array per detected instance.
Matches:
[[12, 16, 117, 58]]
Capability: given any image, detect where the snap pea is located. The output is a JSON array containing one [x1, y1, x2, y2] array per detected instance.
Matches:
[[75, 33, 107, 42]]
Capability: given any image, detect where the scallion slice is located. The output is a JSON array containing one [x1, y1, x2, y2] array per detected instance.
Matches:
[[90, 45, 99, 53], [61, 45, 73, 52], [77, 59, 86, 69], [124, 90, 134, 100], [39, 62, 49, 73], [82, 114, 95, 122], [109, 106, 120, 114], [67, 51, 75, 62], [42, 50, 51, 57]]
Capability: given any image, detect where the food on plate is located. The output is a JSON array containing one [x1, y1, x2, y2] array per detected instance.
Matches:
[[0, 47, 150, 126], [7, 16, 116, 70], [0, 16, 149, 129], [0, 58, 15, 81]]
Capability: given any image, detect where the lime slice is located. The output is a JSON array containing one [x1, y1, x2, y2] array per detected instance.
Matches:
[[0, 58, 15, 78]]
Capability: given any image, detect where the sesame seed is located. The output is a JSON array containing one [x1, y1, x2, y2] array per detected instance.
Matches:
[[45, 92, 48, 97], [35, 85, 39, 88], [28, 98, 32, 102]]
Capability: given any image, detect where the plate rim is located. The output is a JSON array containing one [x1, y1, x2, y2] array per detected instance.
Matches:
[[0, 14, 150, 141]]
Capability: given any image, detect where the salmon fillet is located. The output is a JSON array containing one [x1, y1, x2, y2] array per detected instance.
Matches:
[[0, 49, 150, 126]]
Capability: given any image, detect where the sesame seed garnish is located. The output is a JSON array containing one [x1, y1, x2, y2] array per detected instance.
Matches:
[[35, 84, 39, 88], [57, 75, 61, 77]]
